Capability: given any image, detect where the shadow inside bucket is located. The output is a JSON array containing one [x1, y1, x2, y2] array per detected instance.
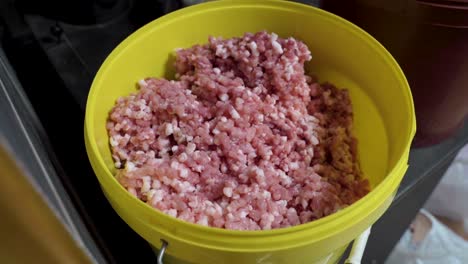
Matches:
[[163, 53, 177, 80]]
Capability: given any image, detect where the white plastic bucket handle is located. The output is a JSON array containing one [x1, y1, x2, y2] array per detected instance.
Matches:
[[345, 227, 372, 264]]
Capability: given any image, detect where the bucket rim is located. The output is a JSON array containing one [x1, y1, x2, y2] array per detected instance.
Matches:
[[84, 0, 416, 251]]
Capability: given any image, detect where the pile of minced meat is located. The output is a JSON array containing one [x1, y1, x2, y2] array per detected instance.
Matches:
[[107, 31, 370, 230]]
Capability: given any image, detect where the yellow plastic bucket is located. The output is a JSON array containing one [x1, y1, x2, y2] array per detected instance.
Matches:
[[84, 1, 416, 263]]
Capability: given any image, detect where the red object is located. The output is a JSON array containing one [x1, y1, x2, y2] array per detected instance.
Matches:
[[322, 0, 468, 147]]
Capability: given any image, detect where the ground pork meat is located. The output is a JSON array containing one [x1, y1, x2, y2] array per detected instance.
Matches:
[[107, 31, 370, 230]]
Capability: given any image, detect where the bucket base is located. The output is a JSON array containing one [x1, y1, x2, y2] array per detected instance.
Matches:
[[150, 244, 348, 264]]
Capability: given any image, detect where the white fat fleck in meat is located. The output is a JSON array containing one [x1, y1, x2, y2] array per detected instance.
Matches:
[[257, 114, 264, 122], [223, 187, 233, 198], [276, 200, 288, 207], [138, 79, 148, 87], [194, 165, 204, 172], [310, 135, 319, 145], [110, 137, 118, 147], [125, 161, 136, 172], [165, 123, 174, 136], [248, 41, 259, 56], [185, 181, 195, 192], [146, 189, 156, 200], [186, 142, 196, 154], [289, 162, 299, 170], [220, 164, 228, 173], [170, 160, 179, 169], [166, 209, 178, 218], [261, 214, 275, 230], [255, 167, 266, 185], [197, 215, 209, 226], [215, 44, 228, 58], [235, 85, 245, 92], [188, 200, 199, 208], [180, 168, 189, 178], [230, 108, 240, 119], [286, 64, 294, 80], [262, 190, 271, 199], [152, 180, 161, 189], [178, 153, 188, 162], [271, 33, 278, 41], [235, 98, 244, 107], [271, 35, 283, 54], [161, 176, 171, 185], [219, 93, 229, 101], [306, 115, 319, 123], [128, 187, 137, 197], [141, 176, 151, 193], [279, 170, 292, 186], [206, 207, 216, 216]]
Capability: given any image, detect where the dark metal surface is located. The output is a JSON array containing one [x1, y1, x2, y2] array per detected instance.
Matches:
[[0, 46, 106, 263], [362, 122, 468, 263], [1, 2, 161, 263], [24, 9, 136, 110]]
